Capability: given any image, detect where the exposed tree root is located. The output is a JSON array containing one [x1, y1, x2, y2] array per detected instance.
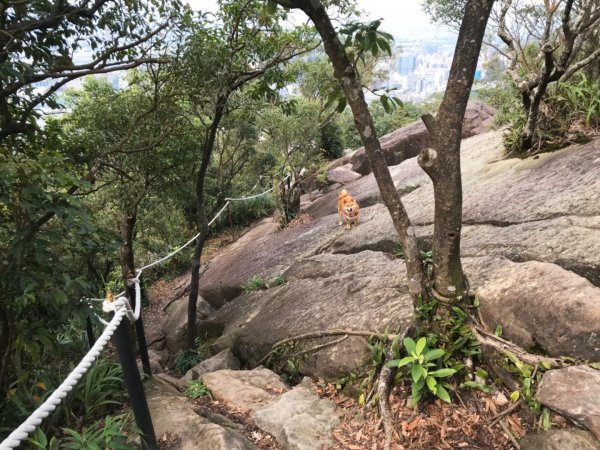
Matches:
[[286, 335, 348, 361], [377, 351, 396, 450], [146, 334, 165, 347], [474, 326, 566, 369], [256, 329, 398, 366]]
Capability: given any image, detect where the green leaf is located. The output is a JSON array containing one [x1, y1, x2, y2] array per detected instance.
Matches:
[[510, 391, 520, 402], [336, 97, 347, 113], [542, 407, 551, 431], [266, 0, 278, 14], [415, 337, 427, 355], [391, 356, 415, 368], [460, 381, 493, 393], [428, 368, 456, 378], [390, 335, 401, 358], [426, 375, 437, 393], [424, 348, 445, 361], [403, 337, 416, 354], [411, 363, 425, 382], [411, 379, 425, 406], [475, 368, 489, 380], [495, 324, 503, 337], [589, 362, 600, 370], [436, 384, 451, 403], [473, 296, 480, 307]]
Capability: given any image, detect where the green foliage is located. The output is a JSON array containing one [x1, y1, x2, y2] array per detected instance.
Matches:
[[213, 195, 277, 233], [320, 121, 345, 160], [475, 79, 524, 129], [503, 352, 551, 416], [281, 359, 302, 385], [174, 342, 207, 374], [29, 413, 139, 450], [554, 74, 600, 127], [388, 337, 456, 405], [241, 276, 267, 293], [340, 20, 394, 62], [184, 380, 213, 399], [65, 359, 126, 427]]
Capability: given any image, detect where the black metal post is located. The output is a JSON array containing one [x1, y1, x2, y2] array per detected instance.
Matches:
[[85, 316, 96, 349], [127, 279, 152, 376], [111, 313, 157, 450]]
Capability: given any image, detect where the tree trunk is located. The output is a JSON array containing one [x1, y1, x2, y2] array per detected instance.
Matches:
[[186, 96, 227, 350], [120, 207, 137, 282], [0, 309, 12, 394], [519, 47, 555, 151], [419, 0, 495, 299]]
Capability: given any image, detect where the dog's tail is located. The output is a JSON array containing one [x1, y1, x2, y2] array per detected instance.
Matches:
[[339, 189, 348, 197]]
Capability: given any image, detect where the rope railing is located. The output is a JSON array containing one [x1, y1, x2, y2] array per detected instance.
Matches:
[[0, 179, 281, 450]]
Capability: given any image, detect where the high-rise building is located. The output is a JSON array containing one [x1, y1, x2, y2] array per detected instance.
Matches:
[[397, 55, 417, 74]]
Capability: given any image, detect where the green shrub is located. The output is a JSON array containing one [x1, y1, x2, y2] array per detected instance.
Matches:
[[184, 380, 212, 399], [29, 413, 139, 450], [66, 359, 126, 426], [241, 276, 266, 293], [174, 340, 207, 374], [387, 336, 456, 406]]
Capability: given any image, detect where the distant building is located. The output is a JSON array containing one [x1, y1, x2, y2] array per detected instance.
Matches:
[[397, 55, 416, 74]]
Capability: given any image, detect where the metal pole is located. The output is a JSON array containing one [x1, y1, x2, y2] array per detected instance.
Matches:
[[85, 316, 96, 349], [111, 314, 157, 450], [127, 279, 152, 376]]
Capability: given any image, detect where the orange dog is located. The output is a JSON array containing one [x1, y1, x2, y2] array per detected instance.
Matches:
[[337, 189, 360, 229]]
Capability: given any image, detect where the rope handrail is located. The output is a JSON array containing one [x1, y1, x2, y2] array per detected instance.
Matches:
[[0, 178, 279, 449]]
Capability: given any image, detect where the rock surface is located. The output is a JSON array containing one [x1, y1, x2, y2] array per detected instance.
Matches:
[[183, 348, 240, 382], [145, 377, 257, 450], [162, 294, 215, 353], [200, 251, 413, 378], [251, 386, 340, 450], [197, 128, 600, 373], [326, 164, 362, 185], [201, 368, 289, 413], [536, 366, 600, 439], [346, 100, 496, 175], [464, 257, 600, 360], [520, 429, 600, 450]]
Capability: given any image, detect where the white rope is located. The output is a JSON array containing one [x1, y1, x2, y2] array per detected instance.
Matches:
[[225, 187, 274, 202], [0, 306, 128, 450]]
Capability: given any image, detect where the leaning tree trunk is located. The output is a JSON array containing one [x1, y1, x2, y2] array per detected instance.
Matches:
[[281, 0, 424, 301], [519, 46, 554, 151]]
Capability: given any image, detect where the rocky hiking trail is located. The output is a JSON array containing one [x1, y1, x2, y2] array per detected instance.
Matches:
[[140, 105, 600, 449]]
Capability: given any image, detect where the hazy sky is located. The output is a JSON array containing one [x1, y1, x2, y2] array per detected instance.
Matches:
[[191, 0, 452, 38]]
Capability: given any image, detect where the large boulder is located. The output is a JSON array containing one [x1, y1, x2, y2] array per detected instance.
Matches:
[[321, 135, 600, 286], [251, 386, 340, 450], [198, 216, 349, 307], [145, 377, 257, 450], [199, 251, 414, 378], [346, 100, 496, 175], [520, 429, 600, 450], [536, 366, 600, 439], [464, 257, 600, 360], [200, 368, 288, 413], [162, 294, 215, 353], [182, 348, 240, 382], [326, 164, 362, 185]]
